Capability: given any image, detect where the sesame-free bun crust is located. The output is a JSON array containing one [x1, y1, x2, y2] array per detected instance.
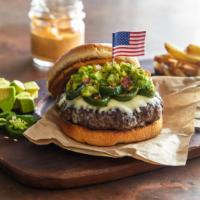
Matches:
[[59, 116, 162, 147], [48, 43, 139, 97]]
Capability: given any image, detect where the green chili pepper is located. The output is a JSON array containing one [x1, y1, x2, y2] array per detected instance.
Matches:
[[138, 87, 155, 98], [83, 96, 110, 107], [0, 118, 6, 127], [0, 111, 15, 128], [0, 111, 15, 119], [99, 85, 122, 96], [17, 114, 38, 125], [5, 114, 38, 138], [113, 88, 139, 101], [66, 85, 84, 100]]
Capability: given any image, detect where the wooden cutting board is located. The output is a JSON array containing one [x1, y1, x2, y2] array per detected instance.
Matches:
[[0, 80, 200, 189]]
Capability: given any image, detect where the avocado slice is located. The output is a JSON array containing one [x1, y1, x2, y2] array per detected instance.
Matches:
[[16, 91, 35, 113], [27, 90, 39, 99], [0, 86, 16, 111], [24, 81, 39, 90], [14, 92, 31, 109], [10, 80, 25, 94], [0, 78, 10, 88], [24, 81, 40, 99], [17, 91, 31, 98], [17, 96, 35, 113]]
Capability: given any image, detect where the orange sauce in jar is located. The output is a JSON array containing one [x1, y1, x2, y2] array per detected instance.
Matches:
[[29, 0, 85, 68], [31, 18, 84, 62]]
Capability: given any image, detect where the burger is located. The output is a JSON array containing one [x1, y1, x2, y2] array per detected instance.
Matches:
[[48, 44, 163, 146]]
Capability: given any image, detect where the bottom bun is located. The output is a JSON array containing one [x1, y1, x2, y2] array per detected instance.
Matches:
[[59, 116, 163, 147]]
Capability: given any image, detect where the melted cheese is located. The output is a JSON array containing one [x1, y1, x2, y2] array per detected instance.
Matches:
[[58, 93, 161, 114]]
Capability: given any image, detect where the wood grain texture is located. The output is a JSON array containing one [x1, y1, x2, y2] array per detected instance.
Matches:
[[1, 130, 200, 190], [0, 158, 200, 200]]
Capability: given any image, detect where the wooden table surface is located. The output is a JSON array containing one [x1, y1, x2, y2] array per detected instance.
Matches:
[[1, 0, 200, 199]]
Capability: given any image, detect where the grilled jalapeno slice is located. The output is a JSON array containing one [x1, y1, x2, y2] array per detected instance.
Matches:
[[18, 114, 39, 125], [0, 111, 15, 119], [99, 85, 122, 96], [83, 96, 110, 107], [5, 114, 38, 138], [113, 88, 139, 101], [66, 85, 84, 100], [0, 118, 6, 127], [0, 111, 15, 128]]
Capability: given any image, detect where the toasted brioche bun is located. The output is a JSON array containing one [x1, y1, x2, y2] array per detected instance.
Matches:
[[59, 116, 162, 147], [48, 43, 140, 97], [48, 43, 162, 147]]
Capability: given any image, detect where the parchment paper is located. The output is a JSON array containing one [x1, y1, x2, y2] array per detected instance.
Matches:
[[24, 76, 200, 166]]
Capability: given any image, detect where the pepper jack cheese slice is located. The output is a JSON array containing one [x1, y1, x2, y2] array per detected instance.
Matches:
[[57, 92, 161, 115]]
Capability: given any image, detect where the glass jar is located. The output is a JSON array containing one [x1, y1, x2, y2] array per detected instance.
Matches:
[[29, 0, 85, 69]]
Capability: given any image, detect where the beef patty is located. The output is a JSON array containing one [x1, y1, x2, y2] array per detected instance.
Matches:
[[57, 94, 163, 130]]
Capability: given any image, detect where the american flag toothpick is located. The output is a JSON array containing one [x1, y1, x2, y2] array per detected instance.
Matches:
[[112, 31, 146, 62]]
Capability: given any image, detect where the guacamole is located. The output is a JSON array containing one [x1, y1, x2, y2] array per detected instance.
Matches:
[[66, 62, 155, 106]]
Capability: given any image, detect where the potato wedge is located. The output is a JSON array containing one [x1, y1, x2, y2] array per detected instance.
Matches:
[[154, 54, 172, 63], [154, 62, 165, 75], [165, 43, 200, 64], [161, 62, 174, 76], [171, 67, 186, 77], [186, 44, 200, 56], [180, 62, 198, 76], [165, 58, 178, 68], [163, 67, 173, 76]]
